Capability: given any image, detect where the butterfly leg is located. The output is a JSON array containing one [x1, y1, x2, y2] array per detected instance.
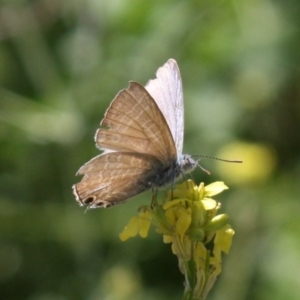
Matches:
[[150, 188, 158, 208]]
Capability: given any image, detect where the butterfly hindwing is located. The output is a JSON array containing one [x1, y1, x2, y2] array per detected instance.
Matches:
[[73, 152, 162, 208]]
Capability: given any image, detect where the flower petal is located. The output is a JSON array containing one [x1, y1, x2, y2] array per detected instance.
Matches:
[[175, 208, 192, 240], [163, 198, 188, 210], [138, 212, 152, 238], [201, 198, 217, 210], [204, 182, 228, 197], [214, 225, 235, 254], [119, 217, 140, 241], [163, 235, 173, 243]]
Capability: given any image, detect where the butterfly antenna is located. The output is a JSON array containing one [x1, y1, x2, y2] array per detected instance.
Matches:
[[192, 155, 243, 164], [192, 155, 242, 175]]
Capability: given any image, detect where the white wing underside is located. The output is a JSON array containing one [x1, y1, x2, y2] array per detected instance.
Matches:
[[145, 59, 184, 157]]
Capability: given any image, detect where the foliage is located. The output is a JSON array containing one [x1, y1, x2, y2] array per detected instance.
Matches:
[[1, 1, 300, 299]]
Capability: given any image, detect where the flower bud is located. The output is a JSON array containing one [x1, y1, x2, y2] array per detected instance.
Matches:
[[205, 214, 229, 231]]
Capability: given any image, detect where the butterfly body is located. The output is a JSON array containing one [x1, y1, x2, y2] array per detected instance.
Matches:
[[73, 59, 196, 208]]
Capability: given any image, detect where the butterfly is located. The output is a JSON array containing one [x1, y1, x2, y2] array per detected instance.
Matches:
[[72, 59, 197, 208]]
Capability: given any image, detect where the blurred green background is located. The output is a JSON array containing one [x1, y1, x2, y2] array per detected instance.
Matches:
[[1, 0, 300, 299]]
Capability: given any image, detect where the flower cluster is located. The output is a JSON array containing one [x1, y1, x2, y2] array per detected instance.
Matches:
[[119, 180, 234, 300]]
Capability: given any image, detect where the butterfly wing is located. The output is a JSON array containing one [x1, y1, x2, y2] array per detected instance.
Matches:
[[145, 59, 184, 157], [95, 81, 177, 163], [73, 152, 161, 208], [74, 81, 179, 207]]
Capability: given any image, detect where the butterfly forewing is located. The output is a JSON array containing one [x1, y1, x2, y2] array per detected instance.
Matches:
[[145, 59, 184, 156], [96, 82, 177, 162]]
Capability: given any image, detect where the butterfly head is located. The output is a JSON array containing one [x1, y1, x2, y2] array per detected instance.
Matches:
[[179, 154, 197, 175]]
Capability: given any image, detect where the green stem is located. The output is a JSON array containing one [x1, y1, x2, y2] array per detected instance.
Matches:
[[182, 244, 197, 300], [181, 243, 212, 300]]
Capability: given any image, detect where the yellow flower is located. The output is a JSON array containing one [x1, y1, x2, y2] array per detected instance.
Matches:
[[119, 180, 234, 300], [175, 206, 192, 241], [204, 181, 229, 197], [119, 211, 152, 241], [214, 225, 235, 256]]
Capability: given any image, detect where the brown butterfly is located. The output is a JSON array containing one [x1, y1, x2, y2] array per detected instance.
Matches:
[[72, 59, 197, 208]]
